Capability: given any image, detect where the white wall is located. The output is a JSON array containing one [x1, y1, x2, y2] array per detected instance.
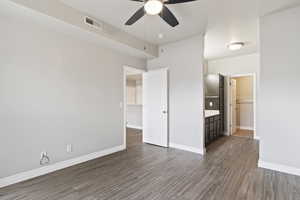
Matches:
[[208, 54, 259, 135], [147, 35, 205, 154], [208, 53, 260, 75], [0, 11, 146, 178], [235, 76, 254, 101], [6, 0, 158, 57], [258, 5, 300, 174]]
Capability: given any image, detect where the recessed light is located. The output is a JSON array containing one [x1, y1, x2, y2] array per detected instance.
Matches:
[[228, 42, 245, 51]]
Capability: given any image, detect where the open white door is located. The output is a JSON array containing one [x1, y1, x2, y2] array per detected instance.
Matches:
[[143, 68, 168, 147], [230, 79, 237, 135]]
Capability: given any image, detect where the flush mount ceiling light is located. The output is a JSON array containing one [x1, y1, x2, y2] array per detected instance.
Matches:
[[144, 0, 163, 15], [228, 42, 245, 51]]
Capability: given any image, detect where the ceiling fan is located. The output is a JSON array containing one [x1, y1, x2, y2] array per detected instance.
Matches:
[[125, 0, 197, 27]]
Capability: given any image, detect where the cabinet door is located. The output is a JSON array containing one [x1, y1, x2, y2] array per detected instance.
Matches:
[[205, 123, 209, 145], [219, 75, 225, 133]]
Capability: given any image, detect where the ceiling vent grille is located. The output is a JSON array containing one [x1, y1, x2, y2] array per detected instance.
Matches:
[[84, 16, 102, 30]]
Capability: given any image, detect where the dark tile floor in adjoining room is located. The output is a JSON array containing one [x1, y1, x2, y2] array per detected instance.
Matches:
[[1, 128, 300, 200]]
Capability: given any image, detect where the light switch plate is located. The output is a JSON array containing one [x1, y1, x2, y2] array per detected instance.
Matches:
[[67, 144, 72, 153]]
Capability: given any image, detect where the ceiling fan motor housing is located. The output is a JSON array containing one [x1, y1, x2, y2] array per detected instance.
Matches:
[[125, 0, 198, 27]]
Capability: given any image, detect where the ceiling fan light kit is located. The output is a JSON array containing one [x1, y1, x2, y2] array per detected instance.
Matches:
[[144, 0, 163, 15], [125, 0, 198, 27]]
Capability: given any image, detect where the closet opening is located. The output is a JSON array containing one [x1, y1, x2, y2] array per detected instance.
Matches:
[[230, 74, 256, 139]]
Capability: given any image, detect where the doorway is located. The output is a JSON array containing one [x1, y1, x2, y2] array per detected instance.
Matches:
[[124, 66, 144, 148], [230, 74, 256, 139], [123, 66, 169, 149]]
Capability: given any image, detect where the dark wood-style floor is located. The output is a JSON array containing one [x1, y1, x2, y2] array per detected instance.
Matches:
[[126, 128, 143, 148], [1, 129, 300, 200]]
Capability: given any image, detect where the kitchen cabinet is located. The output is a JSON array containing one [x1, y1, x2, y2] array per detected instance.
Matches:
[[204, 74, 225, 146], [205, 114, 221, 146]]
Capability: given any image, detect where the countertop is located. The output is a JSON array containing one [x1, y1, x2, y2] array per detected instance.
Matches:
[[205, 110, 220, 118]]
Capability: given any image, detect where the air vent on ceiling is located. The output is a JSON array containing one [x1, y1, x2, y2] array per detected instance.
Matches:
[[84, 16, 103, 30]]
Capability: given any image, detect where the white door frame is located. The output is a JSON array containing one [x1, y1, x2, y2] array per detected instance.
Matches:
[[123, 66, 146, 149], [228, 73, 257, 140]]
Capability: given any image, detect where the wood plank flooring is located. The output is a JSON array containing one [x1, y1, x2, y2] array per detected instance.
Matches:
[[1, 129, 300, 200], [126, 128, 143, 148], [233, 129, 254, 139]]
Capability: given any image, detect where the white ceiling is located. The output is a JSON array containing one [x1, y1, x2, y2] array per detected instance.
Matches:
[[204, 0, 300, 60], [204, 0, 259, 60], [61, 0, 208, 45], [1, 0, 156, 59], [61, 0, 300, 60]]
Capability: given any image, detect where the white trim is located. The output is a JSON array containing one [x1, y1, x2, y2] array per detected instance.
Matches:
[[0, 145, 125, 188], [230, 73, 254, 78], [126, 125, 143, 130], [169, 143, 205, 155], [238, 126, 254, 131], [254, 136, 260, 140], [123, 66, 146, 150], [124, 66, 145, 75], [258, 160, 300, 177]]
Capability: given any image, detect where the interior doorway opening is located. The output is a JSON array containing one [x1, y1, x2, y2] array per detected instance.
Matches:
[[124, 66, 145, 148], [230, 74, 256, 139], [123, 66, 169, 149]]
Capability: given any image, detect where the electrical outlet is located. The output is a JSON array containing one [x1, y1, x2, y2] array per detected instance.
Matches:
[[40, 151, 50, 165], [67, 144, 72, 153], [40, 151, 47, 159]]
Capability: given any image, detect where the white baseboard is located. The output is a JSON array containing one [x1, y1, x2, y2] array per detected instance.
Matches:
[[238, 126, 254, 131], [169, 143, 205, 155], [126, 125, 142, 130], [0, 145, 125, 188], [258, 160, 300, 176]]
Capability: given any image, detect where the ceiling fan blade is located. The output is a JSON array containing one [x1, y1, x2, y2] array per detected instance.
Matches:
[[165, 0, 197, 4], [159, 6, 179, 27], [130, 0, 144, 2], [125, 7, 145, 25]]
